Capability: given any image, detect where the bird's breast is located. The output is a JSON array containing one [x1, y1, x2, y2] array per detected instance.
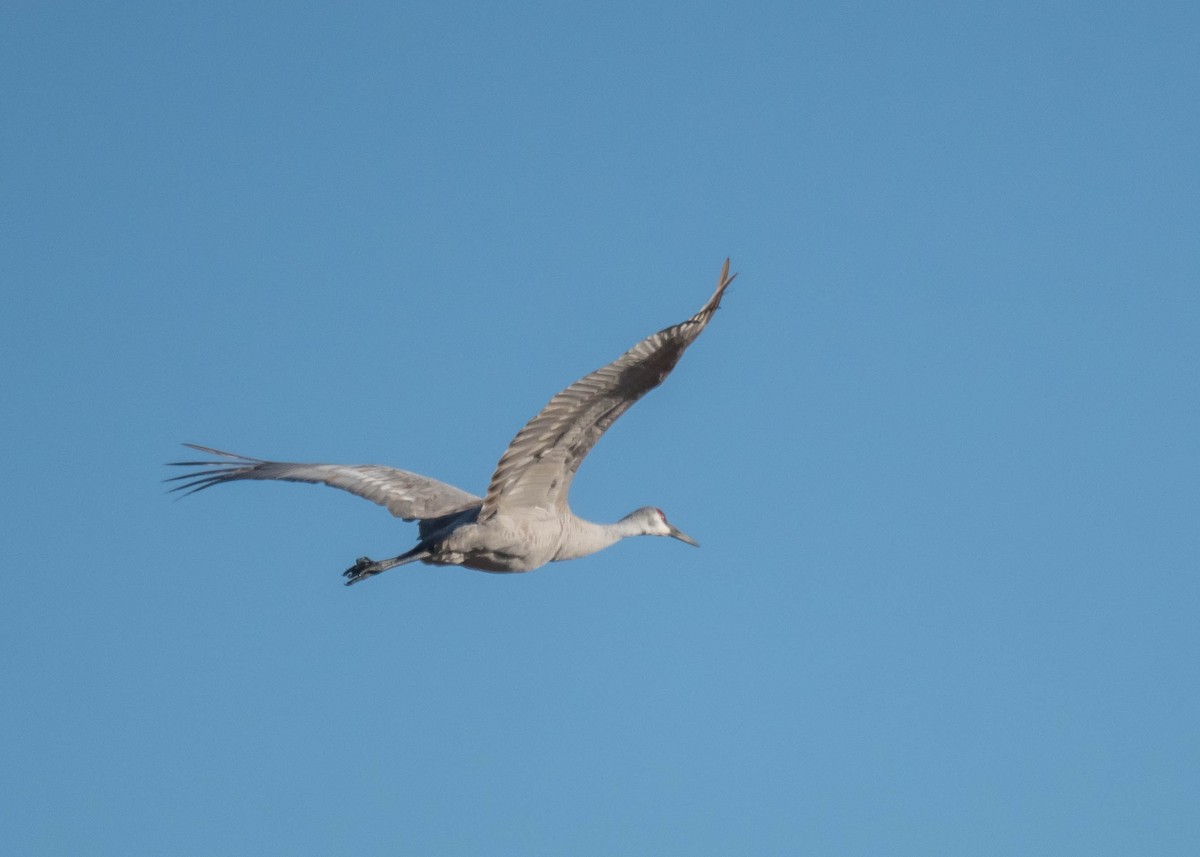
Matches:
[[433, 513, 564, 574]]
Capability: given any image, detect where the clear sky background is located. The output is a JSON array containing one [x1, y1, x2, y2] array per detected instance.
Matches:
[[2, 2, 1197, 854]]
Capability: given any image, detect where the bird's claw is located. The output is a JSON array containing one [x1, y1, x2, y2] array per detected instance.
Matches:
[[342, 556, 377, 585]]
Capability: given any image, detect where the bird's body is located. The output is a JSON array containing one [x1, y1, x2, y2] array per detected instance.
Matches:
[[169, 259, 736, 584]]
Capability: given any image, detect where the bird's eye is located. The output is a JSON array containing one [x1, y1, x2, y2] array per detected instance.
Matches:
[[655, 508, 666, 522]]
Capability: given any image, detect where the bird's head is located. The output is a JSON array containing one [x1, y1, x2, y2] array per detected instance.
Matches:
[[623, 506, 700, 547]]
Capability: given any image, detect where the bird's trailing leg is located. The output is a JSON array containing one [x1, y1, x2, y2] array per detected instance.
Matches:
[[342, 547, 430, 586]]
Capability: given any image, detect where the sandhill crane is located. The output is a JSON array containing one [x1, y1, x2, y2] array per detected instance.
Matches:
[[169, 259, 737, 584]]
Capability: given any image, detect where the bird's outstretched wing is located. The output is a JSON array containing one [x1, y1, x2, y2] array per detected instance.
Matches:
[[166, 444, 482, 521], [480, 259, 736, 518]]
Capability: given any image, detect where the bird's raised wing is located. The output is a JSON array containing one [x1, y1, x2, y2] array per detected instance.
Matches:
[[166, 444, 481, 521], [480, 259, 736, 518]]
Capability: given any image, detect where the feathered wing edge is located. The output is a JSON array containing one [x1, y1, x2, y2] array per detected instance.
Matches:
[[479, 259, 736, 517], [166, 444, 481, 521]]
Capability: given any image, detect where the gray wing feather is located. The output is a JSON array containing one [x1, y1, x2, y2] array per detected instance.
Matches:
[[167, 444, 482, 521], [480, 259, 736, 517]]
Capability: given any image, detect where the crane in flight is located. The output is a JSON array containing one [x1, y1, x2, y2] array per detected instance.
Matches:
[[169, 259, 737, 585]]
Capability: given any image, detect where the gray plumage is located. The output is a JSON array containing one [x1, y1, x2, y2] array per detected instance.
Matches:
[[168, 259, 736, 584]]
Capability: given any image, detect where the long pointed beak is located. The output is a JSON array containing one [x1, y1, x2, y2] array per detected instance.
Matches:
[[668, 525, 700, 547]]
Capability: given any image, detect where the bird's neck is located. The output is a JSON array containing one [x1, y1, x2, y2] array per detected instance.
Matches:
[[552, 515, 641, 562]]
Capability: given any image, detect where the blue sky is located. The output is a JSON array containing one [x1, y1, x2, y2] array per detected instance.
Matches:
[[2, 1, 1197, 854]]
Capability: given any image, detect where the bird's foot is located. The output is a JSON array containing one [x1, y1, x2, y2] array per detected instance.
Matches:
[[342, 556, 380, 586]]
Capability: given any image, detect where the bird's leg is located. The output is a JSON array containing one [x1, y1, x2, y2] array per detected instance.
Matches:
[[342, 547, 430, 586]]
